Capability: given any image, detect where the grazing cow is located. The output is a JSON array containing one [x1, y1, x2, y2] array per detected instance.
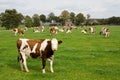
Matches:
[[89, 27, 95, 34], [17, 38, 62, 73], [66, 29, 71, 33], [13, 28, 24, 36], [33, 27, 40, 33], [81, 29, 87, 34], [40, 26, 45, 32], [70, 26, 77, 29], [50, 26, 57, 35], [58, 28, 64, 32], [24, 27, 28, 31], [100, 27, 110, 37]]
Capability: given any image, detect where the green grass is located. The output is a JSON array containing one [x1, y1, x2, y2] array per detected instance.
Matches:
[[0, 25, 120, 80]]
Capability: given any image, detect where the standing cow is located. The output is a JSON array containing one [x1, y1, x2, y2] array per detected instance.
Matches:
[[13, 28, 24, 36], [100, 27, 110, 37], [50, 26, 57, 35], [17, 38, 62, 73], [89, 27, 95, 34]]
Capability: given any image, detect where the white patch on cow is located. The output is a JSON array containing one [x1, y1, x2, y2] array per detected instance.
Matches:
[[20, 39, 29, 50], [31, 43, 38, 53], [40, 39, 50, 51], [51, 38, 58, 51], [42, 69, 45, 73], [81, 30, 87, 34], [21, 52, 29, 72], [14, 28, 18, 36], [90, 27, 94, 33], [47, 55, 54, 73], [20, 38, 31, 57]]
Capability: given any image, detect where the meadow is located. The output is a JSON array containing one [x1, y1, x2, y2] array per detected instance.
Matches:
[[0, 25, 120, 80]]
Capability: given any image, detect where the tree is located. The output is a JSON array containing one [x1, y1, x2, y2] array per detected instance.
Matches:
[[75, 13, 85, 26], [47, 12, 55, 23], [107, 16, 120, 25], [69, 12, 75, 24], [60, 10, 70, 24], [53, 16, 61, 22], [86, 14, 91, 25], [32, 14, 40, 27], [0, 9, 23, 29], [40, 14, 46, 23], [24, 15, 33, 28]]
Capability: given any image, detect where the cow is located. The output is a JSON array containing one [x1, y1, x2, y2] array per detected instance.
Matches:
[[41, 26, 45, 32], [13, 28, 24, 36], [24, 27, 28, 31], [100, 27, 110, 37], [81, 29, 87, 34], [58, 28, 64, 32], [33, 27, 40, 33], [66, 29, 71, 33], [17, 38, 62, 73], [89, 27, 95, 34], [50, 26, 57, 35]]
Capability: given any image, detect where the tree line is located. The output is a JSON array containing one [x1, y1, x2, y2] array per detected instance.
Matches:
[[0, 9, 120, 29]]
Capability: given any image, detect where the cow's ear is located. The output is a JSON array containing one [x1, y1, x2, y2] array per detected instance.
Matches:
[[58, 40, 62, 44]]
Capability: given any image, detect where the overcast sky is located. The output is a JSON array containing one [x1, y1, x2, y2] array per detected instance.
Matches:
[[0, 0, 120, 18]]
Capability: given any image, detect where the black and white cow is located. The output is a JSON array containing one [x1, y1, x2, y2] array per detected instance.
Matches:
[[17, 38, 62, 73]]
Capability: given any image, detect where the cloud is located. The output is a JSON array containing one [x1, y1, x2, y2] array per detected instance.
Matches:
[[0, 0, 120, 18]]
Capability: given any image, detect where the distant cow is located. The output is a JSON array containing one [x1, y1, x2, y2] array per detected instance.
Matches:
[[58, 28, 64, 32], [81, 29, 87, 34], [89, 27, 95, 34], [13, 28, 24, 36], [17, 38, 62, 73], [100, 27, 110, 37], [66, 29, 71, 33], [50, 26, 57, 35], [33, 27, 40, 33], [41, 26, 45, 32], [24, 27, 28, 31]]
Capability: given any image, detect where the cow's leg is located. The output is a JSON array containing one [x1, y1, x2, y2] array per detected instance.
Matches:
[[18, 54, 24, 71], [48, 55, 54, 73], [15, 32, 17, 36], [42, 58, 46, 73], [20, 60, 24, 71], [22, 53, 29, 72], [18, 55, 24, 71], [105, 33, 108, 37]]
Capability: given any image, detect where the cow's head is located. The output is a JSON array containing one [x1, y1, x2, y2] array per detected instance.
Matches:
[[51, 38, 62, 51]]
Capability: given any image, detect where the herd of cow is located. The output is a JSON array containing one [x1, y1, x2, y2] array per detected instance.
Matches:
[[13, 25, 110, 73], [13, 26, 110, 37]]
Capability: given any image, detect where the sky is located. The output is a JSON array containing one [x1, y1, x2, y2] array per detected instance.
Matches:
[[0, 0, 120, 18]]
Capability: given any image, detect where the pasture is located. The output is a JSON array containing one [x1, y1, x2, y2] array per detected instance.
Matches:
[[0, 25, 120, 80]]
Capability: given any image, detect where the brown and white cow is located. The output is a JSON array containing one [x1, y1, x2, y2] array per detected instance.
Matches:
[[17, 38, 62, 73], [50, 26, 57, 35], [100, 27, 110, 37], [89, 27, 95, 34], [81, 29, 87, 34], [13, 28, 24, 36], [66, 29, 71, 33], [41, 26, 45, 32]]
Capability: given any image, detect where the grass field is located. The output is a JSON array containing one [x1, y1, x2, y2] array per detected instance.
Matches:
[[0, 25, 120, 80]]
